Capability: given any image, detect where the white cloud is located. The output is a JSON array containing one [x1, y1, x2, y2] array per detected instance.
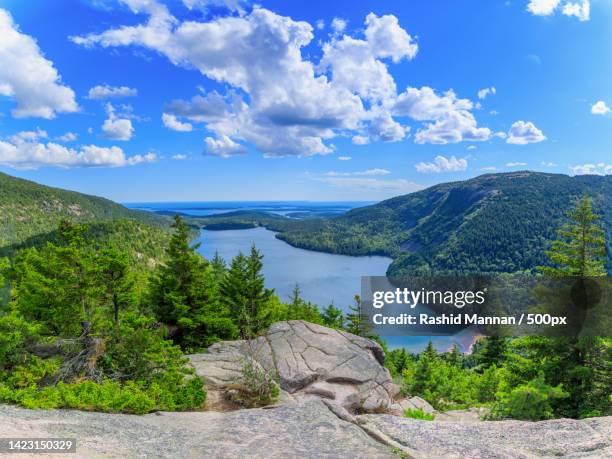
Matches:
[[562, 0, 590, 21], [527, 0, 561, 16], [415, 155, 468, 173], [591, 100, 610, 115], [73, 5, 429, 156], [315, 19, 325, 30], [506, 120, 546, 145], [477, 87, 496, 100], [395, 87, 491, 144], [102, 103, 134, 141], [351, 135, 369, 145], [56, 132, 77, 142], [527, 0, 590, 21], [172, 154, 187, 160], [506, 162, 527, 167], [467, 145, 477, 150], [541, 161, 557, 167], [0, 131, 155, 168], [204, 135, 246, 157], [87, 84, 138, 100], [0, 9, 78, 118], [162, 113, 193, 132], [570, 162, 611, 175], [338, 155, 351, 161], [324, 168, 391, 177], [331, 17, 347, 33], [480, 166, 498, 171]]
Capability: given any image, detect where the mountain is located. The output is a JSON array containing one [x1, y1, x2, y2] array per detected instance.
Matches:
[[274, 171, 611, 275], [0, 172, 170, 258]]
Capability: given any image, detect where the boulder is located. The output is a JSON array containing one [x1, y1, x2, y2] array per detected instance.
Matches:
[[389, 396, 436, 416], [188, 320, 399, 412]]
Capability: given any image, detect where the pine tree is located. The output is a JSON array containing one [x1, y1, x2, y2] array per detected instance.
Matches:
[[150, 215, 234, 350], [220, 246, 272, 338], [539, 194, 607, 277], [478, 335, 507, 369], [321, 303, 344, 329], [345, 294, 372, 337]]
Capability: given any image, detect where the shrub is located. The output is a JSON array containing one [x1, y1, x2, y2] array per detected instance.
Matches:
[[491, 376, 568, 421], [403, 408, 435, 421], [228, 358, 280, 408]]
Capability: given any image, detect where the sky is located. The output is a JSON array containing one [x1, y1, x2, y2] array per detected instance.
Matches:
[[0, 0, 610, 202]]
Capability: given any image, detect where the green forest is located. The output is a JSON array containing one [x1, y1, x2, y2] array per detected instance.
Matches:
[[0, 176, 609, 420]]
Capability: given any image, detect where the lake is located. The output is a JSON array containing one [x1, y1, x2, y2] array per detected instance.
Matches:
[[196, 227, 392, 309], [128, 202, 480, 353]]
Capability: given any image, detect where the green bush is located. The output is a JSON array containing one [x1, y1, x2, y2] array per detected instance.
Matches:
[[403, 408, 435, 421], [0, 378, 206, 414], [491, 376, 568, 421], [228, 358, 280, 408]]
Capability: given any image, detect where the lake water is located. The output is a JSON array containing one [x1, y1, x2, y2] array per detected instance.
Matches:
[[196, 227, 391, 309], [129, 202, 480, 353], [196, 227, 478, 353]]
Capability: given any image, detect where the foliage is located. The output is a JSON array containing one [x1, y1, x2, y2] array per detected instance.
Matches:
[[228, 356, 280, 408], [491, 376, 568, 421], [149, 215, 237, 351], [403, 408, 435, 421], [0, 171, 169, 257]]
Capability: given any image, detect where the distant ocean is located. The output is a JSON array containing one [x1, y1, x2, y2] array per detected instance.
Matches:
[[124, 201, 373, 218]]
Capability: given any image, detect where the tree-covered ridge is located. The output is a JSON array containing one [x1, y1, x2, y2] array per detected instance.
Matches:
[[0, 171, 169, 251], [273, 172, 610, 275]]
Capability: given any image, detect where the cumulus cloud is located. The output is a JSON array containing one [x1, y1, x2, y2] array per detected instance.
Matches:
[[0, 130, 155, 168], [71, 3, 496, 156], [162, 113, 193, 131], [506, 162, 527, 167], [0, 9, 78, 118], [56, 132, 77, 142], [102, 103, 134, 141], [87, 84, 138, 100], [562, 0, 590, 21], [506, 121, 546, 145], [71, 4, 428, 156], [415, 155, 468, 173], [331, 17, 347, 33], [527, 0, 561, 16], [591, 100, 610, 115], [204, 135, 245, 157], [570, 162, 611, 175], [477, 87, 496, 100], [526, 0, 590, 21], [395, 87, 491, 144]]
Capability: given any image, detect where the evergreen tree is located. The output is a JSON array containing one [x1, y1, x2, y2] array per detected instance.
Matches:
[[321, 303, 344, 329], [345, 295, 372, 337], [220, 246, 272, 338], [150, 215, 235, 350], [98, 246, 136, 331], [539, 194, 607, 277], [446, 344, 462, 367], [478, 335, 507, 369]]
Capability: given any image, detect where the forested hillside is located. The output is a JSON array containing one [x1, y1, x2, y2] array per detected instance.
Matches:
[[273, 172, 611, 275], [0, 172, 170, 259]]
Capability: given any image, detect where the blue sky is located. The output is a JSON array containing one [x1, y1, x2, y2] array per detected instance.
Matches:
[[0, 0, 610, 202]]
